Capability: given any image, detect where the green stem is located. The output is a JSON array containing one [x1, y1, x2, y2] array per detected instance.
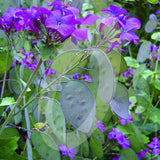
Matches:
[[14, 57, 85, 116], [140, 93, 154, 133], [24, 96, 33, 160], [0, 58, 43, 135], [1, 51, 10, 99]]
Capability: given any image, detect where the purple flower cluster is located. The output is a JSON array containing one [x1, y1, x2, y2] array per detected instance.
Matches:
[[122, 67, 135, 78], [118, 114, 133, 125], [59, 145, 76, 159], [99, 5, 141, 52], [73, 73, 92, 82], [45, 60, 56, 75], [148, 137, 160, 156], [96, 121, 106, 132], [0, 0, 90, 44], [108, 128, 130, 149], [19, 51, 38, 70]]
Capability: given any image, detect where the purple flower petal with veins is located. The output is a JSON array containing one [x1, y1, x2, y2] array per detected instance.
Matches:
[[101, 5, 127, 17]]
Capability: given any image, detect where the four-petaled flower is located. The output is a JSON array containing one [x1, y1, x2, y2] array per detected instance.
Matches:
[[59, 145, 76, 159]]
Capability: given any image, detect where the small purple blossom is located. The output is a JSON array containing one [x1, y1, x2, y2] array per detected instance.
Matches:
[[116, 131, 130, 149], [96, 121, 106, 132], [45, 68, 56, 75], [59, 145, 76, 159], [118, 114, 133, 125], [150, 44, 159, 52], [108, 128, 130, 149], [73, 73, 81, 80], [122, 71, 131, 78], [148, 137, 160, 156], [81, 74, 92, 82]]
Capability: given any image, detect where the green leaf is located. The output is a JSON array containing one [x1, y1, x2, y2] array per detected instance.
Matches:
[[91, 127, 105, 144], [136, 77, 150, 94], [147, 0, 158, 4], [110, 82, 129, 119], [31, 131, 60, 160], [137, 42, 151, 62], [99, 46, 128, 74], [133, 64, 146, 89], [0, 30, 8, 47], [39, 44, 56, 61], [60, 80, 96, 133], [0, 97, 15, 106], [151, 32, 160, 41], [0, 127, 19, 138], [124, 57, 139, 68], [149, 107, 160, 124], [0, 137, 23, 159], [79, 132, 89, 157], [89, 49, 114, 103], [0, 52, 12, 74], [45, 99, 66, 144], [128, 136, 143, 152], [51, 49, 88, 74], [154, 78, 160, 90], [66, 130, 80, 154], [119, 148, 139, 160], [8, 67, 22, 94], [89, 137, 103, 158]]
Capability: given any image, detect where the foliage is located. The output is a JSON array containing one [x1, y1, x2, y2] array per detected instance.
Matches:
[[0, 0, 160, 160]]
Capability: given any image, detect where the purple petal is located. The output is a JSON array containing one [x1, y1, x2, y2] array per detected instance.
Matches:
[[72, 28, 88, 40], [76, 14, 100, 25]]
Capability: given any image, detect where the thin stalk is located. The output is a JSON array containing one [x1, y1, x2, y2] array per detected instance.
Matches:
[[14, 56, 87, 116], [0, 58, 43, 135], [140, 93, 154, 133], [1, 51, 9, 99], [24, 96, 33, 160]]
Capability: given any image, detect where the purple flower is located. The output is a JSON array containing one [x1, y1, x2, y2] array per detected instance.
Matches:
[[136, 154, 141, 160], [59, 145, 68, 156], [108, 128, 130, 149], [108, 128, 119, 140], [59, 145, 76, 159], [120, 17, 141, 44], [148, 137, 160, 156], [116, 131, 130, 149], [45, 68, 56, 75], [81, 74, 92, 82], [129, 101, 132, 106], [150, 44, 159, 52], [45, 10, 76, 38], [112, 156, 120, 160], [101, 5, 127, 17], [122, 71, 131, 78], [96, 121, 106, 132], [118, 114, 133, 125], [73, 73, 81, 80], [105, 41, 127, 53]]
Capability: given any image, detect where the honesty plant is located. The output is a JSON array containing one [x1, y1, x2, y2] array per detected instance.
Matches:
[[0, 0, 143, 160]]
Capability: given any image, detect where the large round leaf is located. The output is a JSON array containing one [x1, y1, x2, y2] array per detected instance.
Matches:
[[89, 49, 114, 104], [51, 49, 88, 74], [109, 82, 129, 119], [60, 80, 96, 133], [31, 131, 60, 160], [45, 99, 66, 144], [99, 46, 128, 74]]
